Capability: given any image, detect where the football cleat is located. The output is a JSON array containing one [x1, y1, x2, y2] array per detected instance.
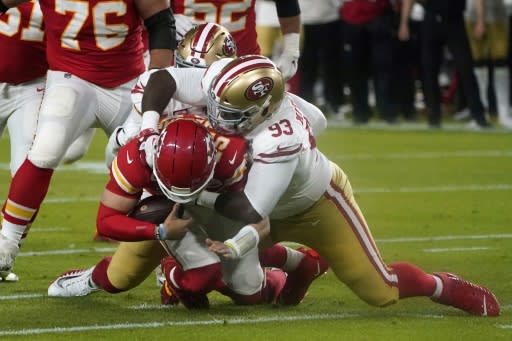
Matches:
[[48, 267, 100, 297], [277, 247, 329, 306], [0, 270, 19, 282], [431, 272, 500, 316], [262, 268, 287, 304], [160, 256, 209, 309]]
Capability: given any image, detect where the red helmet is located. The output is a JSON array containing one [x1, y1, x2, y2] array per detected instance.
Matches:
[[153, 119, 216, 203]]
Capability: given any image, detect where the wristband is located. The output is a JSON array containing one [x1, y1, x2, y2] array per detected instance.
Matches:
[[155, 223, 168, 240], [141, 110, 160, 131], [223, 225, 259, 258], [282, 33, 300, 57]]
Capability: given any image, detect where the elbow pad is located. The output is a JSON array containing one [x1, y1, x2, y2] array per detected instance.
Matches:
[[144, 8, 177, 50]]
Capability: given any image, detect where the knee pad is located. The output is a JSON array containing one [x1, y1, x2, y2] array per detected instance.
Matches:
[[28, 86, 79, 169]]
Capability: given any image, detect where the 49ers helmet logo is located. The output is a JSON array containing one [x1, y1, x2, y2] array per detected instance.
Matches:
[[245, 77, 274, 100], [222, 36, 236, 56]]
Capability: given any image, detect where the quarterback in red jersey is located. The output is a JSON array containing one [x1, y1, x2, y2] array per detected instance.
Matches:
[[0, 0, 176, 275], [47, 116, 288, 307]]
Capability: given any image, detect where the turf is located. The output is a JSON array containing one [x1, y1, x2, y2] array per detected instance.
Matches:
[[0, 122, 511, 340]]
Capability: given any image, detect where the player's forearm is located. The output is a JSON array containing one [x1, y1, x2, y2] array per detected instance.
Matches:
[[96, 203, 157, 241], [278, 15, 301, 35], [475, 0, 486, 25], [400, 0, 414, 27], [141, 69, 176, 115]]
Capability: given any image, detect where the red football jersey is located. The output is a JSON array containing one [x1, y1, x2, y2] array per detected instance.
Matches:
[[0, 2, 48, 84], [171, 0, 260, 56], [109, 115, 249, 198], [341, 0, 391, 25], [38, 0, 145, 88]]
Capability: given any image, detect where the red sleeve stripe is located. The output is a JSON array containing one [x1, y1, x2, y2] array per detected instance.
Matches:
[[112, 158, 139, 195], [255, 145, 302, 160], [191, 23, 217, 59], [211, 56, 275, 96]]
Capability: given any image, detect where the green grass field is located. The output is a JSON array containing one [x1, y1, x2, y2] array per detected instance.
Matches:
[[0, 122, 511, 340]]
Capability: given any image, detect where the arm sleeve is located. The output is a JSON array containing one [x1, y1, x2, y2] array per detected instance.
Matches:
[[243, 158, 299, 218], [273, 0, 301, 17], [96, 203, 156, 241], [167, 67, 207, 106]]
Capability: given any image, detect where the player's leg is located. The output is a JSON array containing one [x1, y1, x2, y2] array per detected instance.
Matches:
[[61, 128, 96, 165], [489, 22, 512, 128], [48, 240, 165, 296], [159, 224, 224, 309], [218, 246, 286, 305], [272, 163, 500, 316], [0, 71, 101, 271]]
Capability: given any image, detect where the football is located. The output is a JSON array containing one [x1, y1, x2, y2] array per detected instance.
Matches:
[[128, 195, 176, 224]]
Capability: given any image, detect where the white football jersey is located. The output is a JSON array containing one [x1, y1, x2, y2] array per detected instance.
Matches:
[[244, 94, 331, 219], [163, 60, 331, 219]]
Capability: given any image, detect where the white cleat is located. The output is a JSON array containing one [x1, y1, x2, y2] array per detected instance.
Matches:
[[0, 271, 19, 282], [48, 267, 100, 297]]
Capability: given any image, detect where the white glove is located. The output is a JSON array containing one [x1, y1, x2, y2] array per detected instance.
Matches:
[[275, 33, 300, 80], [105, 127, 127, 167], [175, 14, 195, 40], [0, 235, 19, 272], [143, 131, 160, 168]]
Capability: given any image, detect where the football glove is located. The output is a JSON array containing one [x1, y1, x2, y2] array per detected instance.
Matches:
[[275, 33, 300, 80], [175, 14, 195, 40], [0, 234, 19, 272]]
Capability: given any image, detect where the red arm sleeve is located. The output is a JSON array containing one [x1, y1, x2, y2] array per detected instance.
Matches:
[[96, 203, 156, 241]]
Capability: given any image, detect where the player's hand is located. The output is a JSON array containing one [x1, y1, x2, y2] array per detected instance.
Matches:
[[161, 204, 194, 240], [175, 14, 195, 40], [0, 235, 19, 272], [105, 127, 127, 167], [276, 33, 300, 80], [206, 238, 237, 260], [398, 22, 410, 41]]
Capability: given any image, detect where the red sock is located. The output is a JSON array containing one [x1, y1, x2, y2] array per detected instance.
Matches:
[[171, 263, 222, 294], [2, 159, 53, 225], [259, 244, 288, 268], [91, 256, 123, 293], [389, 262, 437, 298]]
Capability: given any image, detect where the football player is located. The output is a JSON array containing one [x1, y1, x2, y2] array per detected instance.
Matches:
[[47, 26, 327, 307], [138, 55, 501, 315], [170, 0, 301, 80], [48, 116, 288, 307], [0, 1, 114, 279], [0, 0, 176, 274]]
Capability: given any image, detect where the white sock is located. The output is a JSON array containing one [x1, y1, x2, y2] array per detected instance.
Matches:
[[474, 66, 489, 110], [0, 220, 25, 244], [282, 247, 304, 272], [494, 67, 512, 124], [431, 275, 444, 299]]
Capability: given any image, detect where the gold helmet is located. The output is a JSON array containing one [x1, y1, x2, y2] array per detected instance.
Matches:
[[206, 55, 285, 135], [175, 23, 237, 68]]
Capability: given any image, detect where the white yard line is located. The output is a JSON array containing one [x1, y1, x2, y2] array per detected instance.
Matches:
[[0, 312, 446, 336], [423, 246, 493, 253]]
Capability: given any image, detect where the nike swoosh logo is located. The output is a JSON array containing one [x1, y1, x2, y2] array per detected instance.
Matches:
[[36, 87, 45, 92], [126, 151, 134, 164], [228, 151, 238, 165]]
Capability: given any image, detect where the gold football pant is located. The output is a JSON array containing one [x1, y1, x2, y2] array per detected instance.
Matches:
[[106, 240, 166, 290], [270, 162, 399, 307]]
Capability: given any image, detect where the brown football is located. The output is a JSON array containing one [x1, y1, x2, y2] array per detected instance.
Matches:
[[128, 195, 177, 224]]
